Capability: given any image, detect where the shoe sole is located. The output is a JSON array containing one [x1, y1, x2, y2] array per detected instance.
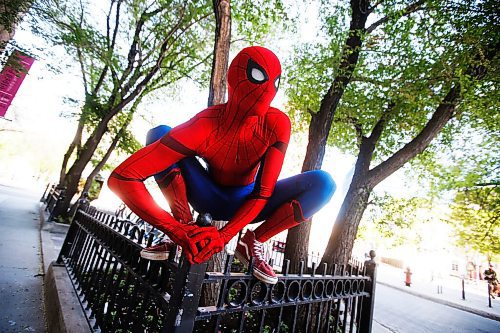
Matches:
[[234, 250, 278, 285], [140, 250, 169, 261]]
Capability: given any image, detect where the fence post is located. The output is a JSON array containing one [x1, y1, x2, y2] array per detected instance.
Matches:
[[56, 203, 87, 264], [488, 283, 492, 308], [48, 186, 66, 221], [164, 213, 212, 332], [359, 250, 377, 333], [40, 183, 51, 203], [164, 255, 207, 332], [69, 192, 90, 222]]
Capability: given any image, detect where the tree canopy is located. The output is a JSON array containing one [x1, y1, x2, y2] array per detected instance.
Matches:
[[24, 0, 289, 220], [288, 0, 498, 161], [283, 0, 499, 265], [448, 185, 499, 256]]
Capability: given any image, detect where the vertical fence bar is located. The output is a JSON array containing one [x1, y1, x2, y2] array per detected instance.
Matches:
[[359, 251, 377, 333], [164, 254, 208, 333], [53, 200, 381, 333], [40, 183, 51, 202], [57, 216, 80, 263], [49, 187, 66, 221]]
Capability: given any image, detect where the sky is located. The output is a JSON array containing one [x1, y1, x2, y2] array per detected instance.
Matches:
[[0, 2, 422, 255]]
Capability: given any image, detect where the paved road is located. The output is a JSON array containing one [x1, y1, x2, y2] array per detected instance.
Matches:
[[374, 284, 500, 333], [0, 185, 45, 332]]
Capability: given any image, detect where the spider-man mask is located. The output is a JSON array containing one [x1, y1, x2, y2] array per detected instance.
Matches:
[[227, 46, 282, 117]]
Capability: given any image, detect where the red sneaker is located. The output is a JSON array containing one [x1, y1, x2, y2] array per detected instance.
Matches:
[[234, 230, 278, 284], [140, 240, 174, 260]]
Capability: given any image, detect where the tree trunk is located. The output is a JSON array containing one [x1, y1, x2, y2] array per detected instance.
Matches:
[[321, 120, 378, 265], [320, 74, 482, 265], [207, 0, 231, 107], [54, 119, 111, 219], [283, 0, 370, 273], [68, 125, 123, 218], [0, 0, 33, 54], [200, 0, 231, 308], [322, 177, 372, 266], [59, 116, 85, 184], [82, 129, 122, 195]]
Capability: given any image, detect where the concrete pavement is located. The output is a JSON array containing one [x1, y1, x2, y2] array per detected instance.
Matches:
[[38, 190, 90, 333], [3, 182, 498, 332], [0, 184, 46, 332], [374, 283, 500, 333], [376, 262, 500, 322]]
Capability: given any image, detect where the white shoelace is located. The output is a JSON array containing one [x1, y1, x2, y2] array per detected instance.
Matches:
[[253, 239, 265, 261]]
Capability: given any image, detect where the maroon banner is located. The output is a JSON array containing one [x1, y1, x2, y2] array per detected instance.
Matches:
[[0, 51, 35, 117]]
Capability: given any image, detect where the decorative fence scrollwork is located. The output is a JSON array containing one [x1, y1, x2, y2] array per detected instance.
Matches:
[[56, 204, 377, 333]]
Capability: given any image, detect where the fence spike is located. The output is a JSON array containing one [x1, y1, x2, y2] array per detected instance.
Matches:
[[284, 260, 290, 276], [248, 256, 255, 275], [56, 204, 378, 332], [225, 253, 234, 275], [146, 233, 154, 247]]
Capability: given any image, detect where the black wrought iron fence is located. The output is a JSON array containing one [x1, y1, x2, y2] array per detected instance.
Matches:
[[41, 183, 66, 221], [108, 202, 337, 274], [56, 204, 377, 333]]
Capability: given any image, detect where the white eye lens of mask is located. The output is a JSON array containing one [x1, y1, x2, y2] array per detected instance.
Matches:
[[274, 76, 280, 90], [251, 68, 265, 82]]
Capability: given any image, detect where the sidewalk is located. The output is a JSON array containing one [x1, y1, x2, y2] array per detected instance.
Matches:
[[0, 184, 46, 332], [39, 202, 90, 333], [376, 262, 500, 321], [35, 193, 500, 330], [39, 212, 68, 274]]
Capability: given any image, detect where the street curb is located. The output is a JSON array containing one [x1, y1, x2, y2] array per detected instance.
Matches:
[[39, 205, 91, 333], [45, 262, 91, 333], [378, 281, 500, 322], [39, 205, 69, 273]]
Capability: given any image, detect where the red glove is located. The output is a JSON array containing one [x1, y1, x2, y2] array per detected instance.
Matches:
[[166, 223, 216, 263], [188, 228, 228, 264]]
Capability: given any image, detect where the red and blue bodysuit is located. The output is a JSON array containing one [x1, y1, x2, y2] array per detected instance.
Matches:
[[108, 46, 335, 264]]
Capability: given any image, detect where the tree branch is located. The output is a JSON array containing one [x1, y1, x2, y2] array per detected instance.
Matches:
[[76, 46, 89, 95], [474, 182, 500, 187], [368, 101, 395, 143], [105, 0, 114, 47], [367, 85, 460, 188], [119, 6, 186, 97], [346, 115, 363, 145], [120, 8, 211, 103], [366, 0, 426, 34], [366, 40, 495, 188], [119, 6, 168, 89], [93, 0, 121, 95]]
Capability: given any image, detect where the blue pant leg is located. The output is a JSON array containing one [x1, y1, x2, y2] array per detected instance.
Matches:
[[256, 170, 336, 221], [182, 160, 253, 220]]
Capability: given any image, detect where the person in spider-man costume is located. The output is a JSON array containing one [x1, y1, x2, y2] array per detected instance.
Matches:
[[108, 46, 335, 284]]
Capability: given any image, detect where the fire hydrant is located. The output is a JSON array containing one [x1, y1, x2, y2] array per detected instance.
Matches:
[[405, 267, 412, 287]]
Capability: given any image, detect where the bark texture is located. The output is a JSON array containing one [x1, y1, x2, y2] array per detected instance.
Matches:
[[200, 0, 231, 307], [284, 0, 371, 273], [59, 117, 85, 184], [207, 0, 231, 107], [0, 0, 33, 54], [321, 57, 491, 265], [54, 4, 212, 220]]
